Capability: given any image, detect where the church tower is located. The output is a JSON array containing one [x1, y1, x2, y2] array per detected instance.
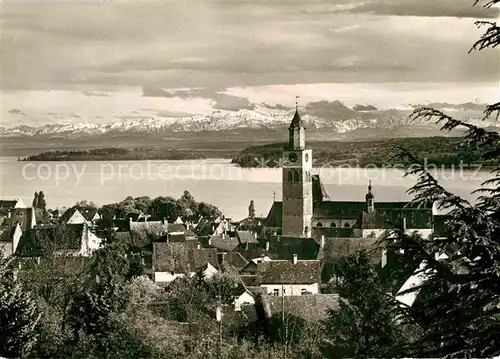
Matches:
[[281, 104, 313, 237]]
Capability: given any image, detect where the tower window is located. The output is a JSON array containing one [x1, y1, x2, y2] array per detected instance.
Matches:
[[288, 172, 293, 182], [344, 223, 350, 228], [330, 223, 337, 228], [316, 222, 323, 227], [294, 171, 299, 182]]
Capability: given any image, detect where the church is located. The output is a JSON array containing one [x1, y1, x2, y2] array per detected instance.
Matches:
[[263, 107, 435, 241]]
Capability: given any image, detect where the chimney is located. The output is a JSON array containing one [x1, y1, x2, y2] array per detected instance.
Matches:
[[293, 254, 298, 264], [265, 240, 269, 252], [321, 235, 325, 249], [381, 249, 387, 268]]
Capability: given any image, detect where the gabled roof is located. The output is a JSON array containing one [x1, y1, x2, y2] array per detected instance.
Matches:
[[204, 235, 239, 252], [256, 259, 321, 284], [15, 224, 85, 257], [233, 241, 267, 261], [317, 237, 377, 263], [189, 248, 218, 270], [167, 223, 187, 233], [218, 252, 248, 271], [263, 202, 282, 227], [313, 201, 367, 219], [168, 233, 186, 242], [359, 208, 433, 229], [267, 236, 320, 261], [261, 294, 339, 323], [80, 208, 100, 222], [153, 242, 189, 273], [236, 230, 258, 244]]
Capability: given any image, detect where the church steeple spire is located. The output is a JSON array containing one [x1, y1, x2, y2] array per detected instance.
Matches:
[[288, 96, 305, 149], [366, 180, 375, 213]]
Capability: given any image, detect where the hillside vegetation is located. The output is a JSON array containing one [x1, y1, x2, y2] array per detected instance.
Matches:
[[231, 137, 496, 168]]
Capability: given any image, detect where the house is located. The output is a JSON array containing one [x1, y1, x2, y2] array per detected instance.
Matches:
[[217, 252, 248, 272], [15, 223, 104, 258], [242, 255, 321, 296], [233, 283, 256, 311], [0, 198, 37, 257], [152, 240, 218, 284], [202, 234, 239, 252], [213, 216, 237, 236], [61, 207, 101, 225], [236, 230, 259, 245]]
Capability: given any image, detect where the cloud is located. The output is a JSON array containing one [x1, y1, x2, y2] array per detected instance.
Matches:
[[1, 1, 498, 96], [142, 87, 255, 111], [8, 109, 26, 116], [305, 100, 357, 120], [340, 0, 499, 18]]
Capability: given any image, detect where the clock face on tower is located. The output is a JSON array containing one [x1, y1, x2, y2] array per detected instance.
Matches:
[[288, 153, 297, 163]]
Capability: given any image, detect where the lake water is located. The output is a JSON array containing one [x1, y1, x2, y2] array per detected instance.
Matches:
[[0, 157, 491, 219]]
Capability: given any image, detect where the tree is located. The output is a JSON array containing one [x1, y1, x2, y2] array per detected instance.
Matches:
[[32, 192, 39, 209], [321, 251, 411, 358], [388, 1, 500, 356], [248, 200, 256, 219], [74, 200, 97, 210], [37, 191, 47, 212], [0, 253, 41, 358]]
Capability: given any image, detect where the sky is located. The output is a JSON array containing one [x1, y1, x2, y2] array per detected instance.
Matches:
[[2, 0, 499, 127]]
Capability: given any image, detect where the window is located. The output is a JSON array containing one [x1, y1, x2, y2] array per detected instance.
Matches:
[[316, 222, 323, 227], [344, 223, 350, 228], [293, 171, 299, 182], [301, 288, 307, 295], [273, 289, 279, 297], [330, 223, 337, 228], [288, 172, 293, 182]]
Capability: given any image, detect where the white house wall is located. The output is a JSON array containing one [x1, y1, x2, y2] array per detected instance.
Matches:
[[67, 210, 87, 224], [234, 292, 255, 311], [154, 272, 187, 283]]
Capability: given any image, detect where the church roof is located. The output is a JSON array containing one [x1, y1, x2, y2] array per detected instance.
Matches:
[[358, 208, 433, 230], [313, 201, 431, 220], [289, 109, 304, 129], [313, 201, 367, 219], [312, 175, 330, 202], [263, 201, 282, 227]]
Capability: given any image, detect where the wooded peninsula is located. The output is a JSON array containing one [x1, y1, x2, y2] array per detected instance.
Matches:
[[231, 136, 496, 169]]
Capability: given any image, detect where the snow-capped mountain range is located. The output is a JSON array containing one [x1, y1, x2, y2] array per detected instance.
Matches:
[[1, 102, 493, 137]]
